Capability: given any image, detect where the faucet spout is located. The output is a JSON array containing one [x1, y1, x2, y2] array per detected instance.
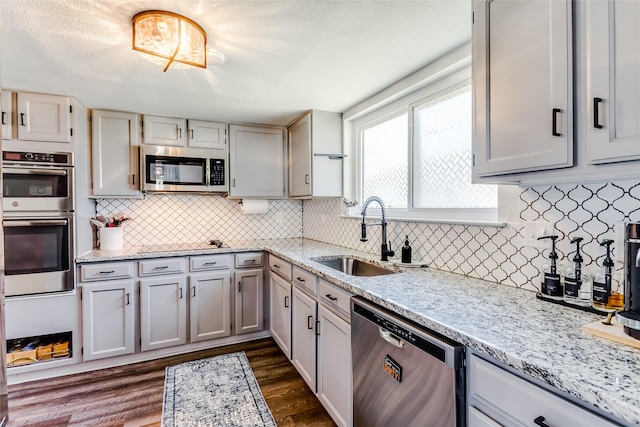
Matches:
[[360, 196, 394, 261]]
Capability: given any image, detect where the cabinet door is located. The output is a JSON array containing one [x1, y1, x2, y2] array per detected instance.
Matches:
[[269, 272, 292, 358], [472, 0, 573, 177], [16, 92, 72, 143], [142, 115, 187, 146], [188, 120, 227, 150], [91, 109, 141, 197], [81, 280, 135, 361], [586, 0, 640, 164], [234, 269, 264, 334], [140, 276, 187, 351], [189, 272, 231, 343], [292, 286, 316, 391], [229, 124, 285, 197], [289, 113, 312, 197], [317, 304, 351, 427], [468, 406, 502, 427], [310, 111, 343, 197], [1, 90, 13, 140]]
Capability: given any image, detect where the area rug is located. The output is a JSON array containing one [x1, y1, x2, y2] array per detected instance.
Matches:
[[162, 351, 276, 427]]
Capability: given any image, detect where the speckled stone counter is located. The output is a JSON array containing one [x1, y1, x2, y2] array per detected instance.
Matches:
[[77, 238, 640, 425]]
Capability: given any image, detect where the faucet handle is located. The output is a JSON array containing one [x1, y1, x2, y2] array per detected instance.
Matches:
[[360, 222, 368, 242]]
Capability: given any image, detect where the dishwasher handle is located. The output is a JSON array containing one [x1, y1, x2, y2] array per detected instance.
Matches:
[[379, 328, 404, 348]]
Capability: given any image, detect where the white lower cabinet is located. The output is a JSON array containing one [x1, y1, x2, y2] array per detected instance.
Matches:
[[269, 271, 292, 358], [140, 276, 187, 351], [81, 280, 135, 361], [467, 353, 619, 427], [317, 304, 352, 427], [292, 286, 317, 391], [189, 271, 231, 342], [234, 268, 264, 335]]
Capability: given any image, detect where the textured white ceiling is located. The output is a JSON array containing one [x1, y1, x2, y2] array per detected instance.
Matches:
[[1, 0, 471, 126]]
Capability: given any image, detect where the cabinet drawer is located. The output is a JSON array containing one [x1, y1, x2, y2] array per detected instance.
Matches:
[[269, 255, 292, 281], [318, 279, 351, 318], [235, 252, 263, 268], [79, 262, 134, 282], [138, 258, 186, 276], [469, 354, 619, 427], [292, 266, 316, 295], [190, 254, 231, 272]]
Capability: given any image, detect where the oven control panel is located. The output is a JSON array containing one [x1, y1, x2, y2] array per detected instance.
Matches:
[[3, 151, 72, 165]]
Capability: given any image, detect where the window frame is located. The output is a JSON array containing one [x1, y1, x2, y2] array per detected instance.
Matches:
[[354, 67, 499, 222]]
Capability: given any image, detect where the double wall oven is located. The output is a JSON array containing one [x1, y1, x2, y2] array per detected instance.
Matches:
[[2, 151, 74, 297]]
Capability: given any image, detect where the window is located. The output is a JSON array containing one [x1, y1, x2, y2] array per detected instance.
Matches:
[[357, 80, 498, 220]]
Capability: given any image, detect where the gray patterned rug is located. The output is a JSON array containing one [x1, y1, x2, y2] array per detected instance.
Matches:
[[162, 352, 276, 427]]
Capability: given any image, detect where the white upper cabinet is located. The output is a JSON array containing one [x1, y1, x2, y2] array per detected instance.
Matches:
[[142, 115, 187, 146], [472, 0, 573, 178], [188, 120, 227, 150], [16, 92, 72, 143], [229, 124, 285, 198], [288, 110, 343, 198], [91, 109, 141, 198], [1, 90, 13, 140], [586, 0, 640, 164]]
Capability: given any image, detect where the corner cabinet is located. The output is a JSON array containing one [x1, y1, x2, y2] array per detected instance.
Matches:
[[472, 0, 573, 179], [91, 109, 141, 197], [229, 124, 285, 198], [16, 92, 72, 143], [586, 0, 640, 164], [269, 270, 292, 358], [288, 110, 343, 198]]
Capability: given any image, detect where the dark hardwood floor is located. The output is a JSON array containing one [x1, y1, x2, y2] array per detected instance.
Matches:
[[7, 338, 337, 427]]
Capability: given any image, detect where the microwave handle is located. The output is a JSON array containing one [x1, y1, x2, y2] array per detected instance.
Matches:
[[3, 168, 67, 176], [3, 220, 68, 227]]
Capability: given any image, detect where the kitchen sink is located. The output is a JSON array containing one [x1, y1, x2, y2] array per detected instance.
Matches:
[[313, 256, 396, 277]]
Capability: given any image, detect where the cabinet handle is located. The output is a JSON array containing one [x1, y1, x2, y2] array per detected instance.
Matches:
[[307, 315, 313, 330], [273, 264, 280, 269], [325, 294, 337, 301], [232, 178, 236, 187], [304, 174, 309, 184], [243, 259, 256, 264], [296, 277, 305, 282], [153, 265, 169, 270], [1, 111, 6, 125], [126, 293, 130, 305], [20, 113, 25, 126], [192, 286, 196, 297], [534, 416, 553, 427], [238, 281, 242, 292], [131, 174, 136, 185], [179, 287, 183, 299], [315, 320, 320, 336], [178, 128, 182, 139], [552, 108, 562, 137], [284, 296, 289, 308], [190, 129, 194, 139], [203, 261, 217, 265], [99, 270, 115, 274], [593, 97, 603, 129]]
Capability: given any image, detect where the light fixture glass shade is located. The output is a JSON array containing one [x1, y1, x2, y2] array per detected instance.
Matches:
[[132, 10, 206, 72]]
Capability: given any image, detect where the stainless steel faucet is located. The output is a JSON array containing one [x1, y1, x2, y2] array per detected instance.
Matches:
[[360, 196, 395, 261]]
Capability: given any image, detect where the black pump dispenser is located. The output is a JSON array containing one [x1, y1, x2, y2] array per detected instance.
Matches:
[[401, 236, 412, 263], [538, 235, 562, 299], [593, 239, 622, 311]]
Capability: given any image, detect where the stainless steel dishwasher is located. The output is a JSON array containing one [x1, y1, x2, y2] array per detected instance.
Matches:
[[351, 297, 465, 427]]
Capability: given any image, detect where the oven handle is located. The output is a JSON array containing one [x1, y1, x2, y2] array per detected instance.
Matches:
[[3, 220, 68, 227], [3, 168, 68, 176]]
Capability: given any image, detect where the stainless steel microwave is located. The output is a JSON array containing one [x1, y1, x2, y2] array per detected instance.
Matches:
[[140, 145, 228, 193]]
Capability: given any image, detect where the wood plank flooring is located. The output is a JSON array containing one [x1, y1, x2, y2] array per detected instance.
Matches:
[[7, 338, 337, 427]]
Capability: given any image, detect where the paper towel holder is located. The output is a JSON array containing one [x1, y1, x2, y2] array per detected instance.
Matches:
[[240, 199, 270, 215]]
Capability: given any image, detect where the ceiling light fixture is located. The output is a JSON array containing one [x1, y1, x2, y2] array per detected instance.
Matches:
[[132, 10, 206, 72]]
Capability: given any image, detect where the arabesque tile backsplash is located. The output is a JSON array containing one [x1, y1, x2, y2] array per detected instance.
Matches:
[[96, 179, 640, 292]]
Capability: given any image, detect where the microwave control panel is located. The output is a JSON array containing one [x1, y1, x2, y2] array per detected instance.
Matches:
[[210, 159, 225, 186]]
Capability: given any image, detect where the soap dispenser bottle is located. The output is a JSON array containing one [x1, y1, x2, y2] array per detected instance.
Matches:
[[401, 236, 412, 264], [564, 237, 592, 306], [592, 239, 624, 312], [537, 235, 563, 300]]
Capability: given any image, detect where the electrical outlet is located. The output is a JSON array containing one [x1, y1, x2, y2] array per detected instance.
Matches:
[[523, 221, 554, 248]]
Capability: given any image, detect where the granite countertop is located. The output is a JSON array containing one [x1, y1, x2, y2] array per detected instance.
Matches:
[[77, 238, 640, 425]]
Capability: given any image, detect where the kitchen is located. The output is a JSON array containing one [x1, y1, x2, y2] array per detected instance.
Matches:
[[1, 1, 640, 426]]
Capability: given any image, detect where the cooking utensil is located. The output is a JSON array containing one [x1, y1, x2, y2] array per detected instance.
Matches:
[[90, 219, 105, 228]]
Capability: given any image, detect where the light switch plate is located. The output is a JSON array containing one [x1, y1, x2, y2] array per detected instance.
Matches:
[[523, 221, 554, 248]]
